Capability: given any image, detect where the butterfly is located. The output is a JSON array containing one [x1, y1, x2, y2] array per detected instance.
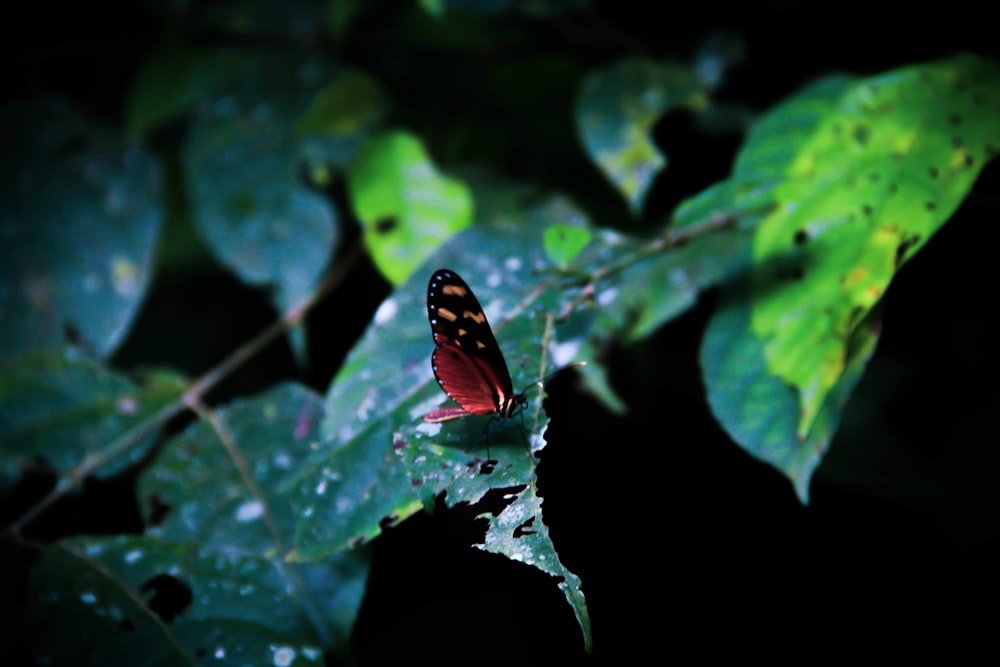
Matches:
[[423, 268, 528, 425]]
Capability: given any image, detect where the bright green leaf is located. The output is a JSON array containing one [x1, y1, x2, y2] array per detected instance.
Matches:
[[347, 131, 474, 286], [543, 223, 592, 269], [576, 57, 707, 215], [697, 54, 1000, 501], [743, 55, 1000, 438], [0, 99, 163, 361]]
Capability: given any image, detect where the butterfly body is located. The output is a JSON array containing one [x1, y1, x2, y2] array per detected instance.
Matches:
[[424, 269, 527, 423]]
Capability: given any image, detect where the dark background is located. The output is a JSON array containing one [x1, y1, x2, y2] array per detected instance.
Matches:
[[7, 0, 1000, 663]]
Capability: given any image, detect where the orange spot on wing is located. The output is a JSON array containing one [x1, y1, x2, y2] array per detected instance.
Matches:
[[437, 307, 458, 321], [442, 285, 468, 297]]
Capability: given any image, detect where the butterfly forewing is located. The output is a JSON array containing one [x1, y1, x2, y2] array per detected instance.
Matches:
[[425, 269, 522, 422]]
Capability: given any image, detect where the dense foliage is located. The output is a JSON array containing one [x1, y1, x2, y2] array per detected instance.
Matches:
[[4, 1, 998, 663]]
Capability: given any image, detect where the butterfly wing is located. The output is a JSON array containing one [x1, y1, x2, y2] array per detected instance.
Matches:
[[425, 269, 516, 421]]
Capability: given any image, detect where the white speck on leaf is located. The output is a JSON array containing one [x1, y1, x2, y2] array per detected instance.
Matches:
[[374, 298, 398, 325], [550, 340, 580, 368], [271, 645, 296, 667], [235, 500, 264, 522], [111, 255, 141, 297], [597, 287, 618, 306]]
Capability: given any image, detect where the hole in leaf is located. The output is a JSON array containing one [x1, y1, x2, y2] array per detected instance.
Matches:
[[63, 322, 83, 346], [145, 494, 171, 527], [895, 234, 921, 267], [139, 574, 192, 623], [513, 516, 537, 538], [475, 485, 526, 518]]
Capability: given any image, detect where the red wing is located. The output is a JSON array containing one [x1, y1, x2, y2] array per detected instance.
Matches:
[[423, 406, 470, 423], [428, 342, 511, 418]]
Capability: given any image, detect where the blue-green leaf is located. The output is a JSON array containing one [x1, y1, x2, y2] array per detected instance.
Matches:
[[0, 98, 163, 361]]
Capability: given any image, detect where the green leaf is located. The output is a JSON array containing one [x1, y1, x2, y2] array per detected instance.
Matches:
[[0, 98, 163, 361], [347, 131, 474, 286], [125, 49, 253, 139], [742, 54, 1000, 438], [477, 479, 592, 653], [582, 179, 770, 348], [28, 535, 365, 666], [576, 57, 708, 215], [0, 348, 184, 490], [195, 0, 328, 39], [284, 193, 591, 650], [543, 223, 592, 269], [25, 383, 369, 665], [701, 288, 881, 502], [181, 53, 341, 314], [295, 68, 388, 137], [699, 54, 1000, 500]]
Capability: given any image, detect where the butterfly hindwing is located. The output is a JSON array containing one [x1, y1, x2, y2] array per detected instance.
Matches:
[[425, 269, 523, 422]]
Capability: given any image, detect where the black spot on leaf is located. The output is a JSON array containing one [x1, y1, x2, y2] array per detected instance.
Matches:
[[375, 216, 398, 234]]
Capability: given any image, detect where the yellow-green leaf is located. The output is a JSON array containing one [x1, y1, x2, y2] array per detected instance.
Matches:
[[747, 54, 1000, 437]]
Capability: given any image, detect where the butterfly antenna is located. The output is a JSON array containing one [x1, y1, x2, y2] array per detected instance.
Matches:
[[521, 361, 587, 395]]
